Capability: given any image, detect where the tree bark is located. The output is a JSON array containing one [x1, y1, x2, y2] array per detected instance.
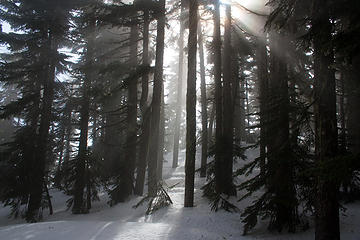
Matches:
[[338, 72, 346, 153], [208, 103, 215, 145], [221, 5, 236, 196], [267, 32, 296, 232], [198, 20, 208, 178], [172, 1, 186, 168], [256, 35, 268, 179], [157, 84, 165, 179], [27, 30, 57, 222], [120, 14, 139, 201], [312, 1, 339, 238], [347, 56, 360, 156], [72, 17, 95, 213], [184, 0, 197, 207], [135, 8, 150, 196], [148, 0, 165, 197], [213, 0, 224, 195]]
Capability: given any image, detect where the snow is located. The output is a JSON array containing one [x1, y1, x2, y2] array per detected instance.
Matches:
[[0, 148, 360, 240]]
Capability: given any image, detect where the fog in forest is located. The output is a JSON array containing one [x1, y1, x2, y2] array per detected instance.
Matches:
[[0, 0, 359, 239]]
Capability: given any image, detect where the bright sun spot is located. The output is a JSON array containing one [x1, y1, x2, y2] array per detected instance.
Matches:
[[226, 0, 270, 36]]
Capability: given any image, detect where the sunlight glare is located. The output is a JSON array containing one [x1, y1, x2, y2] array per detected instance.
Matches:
[[229, 0, 270, 36]]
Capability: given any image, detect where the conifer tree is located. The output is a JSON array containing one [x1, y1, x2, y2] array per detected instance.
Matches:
[[134, 4, 151, 196], [148, 0, 166, 197], [0, 0, 73, 222], [198, 20, 208, 178], [172, 0, 187, 168], [184, 0, 197, 207], [312, 0, 339, 238], [72, 7, 97, 214]]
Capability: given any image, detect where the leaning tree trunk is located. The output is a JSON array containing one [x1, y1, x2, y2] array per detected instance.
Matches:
[[148, 0, 165, 197], [312, 1, 339, 239], [172, 0, 186, 168], [184, 0, 198, 208], [198, 20, 208, 178]]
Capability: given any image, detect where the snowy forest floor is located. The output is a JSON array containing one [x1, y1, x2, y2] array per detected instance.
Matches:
[[0, 148, 359, 240]]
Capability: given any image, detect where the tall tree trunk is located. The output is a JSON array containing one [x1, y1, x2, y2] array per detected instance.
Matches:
[[245, 76, 250, 141], [338, 72, 346, 153], [267, 32, 296, 232], [347, 56, 360, 156], [73, 18, 95, 213], [222, 5, 236, 196], [172, 0, 186, 168], [312, 1, 339, 238], [135, 8, 150, 196], [63, 107, 72, 166], [157, 84, 165, 180], [56, 120, 66, 174], [55, 103, 72, 188], [233, 57, 243, 145], [184, 0, 198, 207], [213, 0, 224, 195], [239, 70, 247, 142], [208, 103, 215, 145], [120, 14, 139, 201], [256, 35, 268, 179], [148, 0, 165, 197], [44, 181, 53, 215], [198, 20, 208, 178], [27, 31, 57, 222]]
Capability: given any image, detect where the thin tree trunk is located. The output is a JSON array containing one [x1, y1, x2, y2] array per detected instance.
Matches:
[[233, 57, 242, 145], [208, 103, 215, 145], [172, 1, 186, 168], [338, 72, 346, 153], [57, 123, 66, 173], [148, 0, 165, 197], [63, 108, 72, 166], [44, 181, 53, 215], [239, 70, 247, 142], [184, 0, 198, 207], [245, 76, 250, 141], [256, 35, 268, 179], [198, 20, 208, 178], [55, 103, 71, 188]]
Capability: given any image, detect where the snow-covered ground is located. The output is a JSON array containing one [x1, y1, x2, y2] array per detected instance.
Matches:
[[0, 148, 359, 240]]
